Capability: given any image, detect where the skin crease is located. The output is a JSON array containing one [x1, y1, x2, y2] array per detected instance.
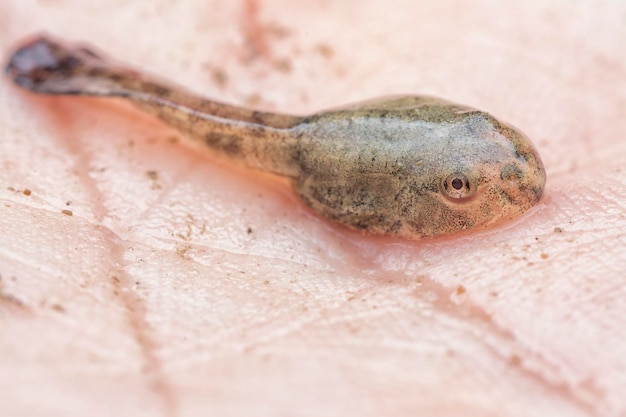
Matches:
[[0, 1, 625, 417]]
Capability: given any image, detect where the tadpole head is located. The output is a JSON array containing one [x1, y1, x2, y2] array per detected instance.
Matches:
[[428, 113, 547, 235], [396, 111, 546, 239]]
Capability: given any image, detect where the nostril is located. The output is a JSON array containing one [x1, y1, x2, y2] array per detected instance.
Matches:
[[500, 163, 523, 181]]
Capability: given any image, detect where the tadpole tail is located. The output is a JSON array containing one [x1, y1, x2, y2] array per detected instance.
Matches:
[[4, 35, 123, 97], [5, 35, 303, 128], [5, 34, 304, 177]]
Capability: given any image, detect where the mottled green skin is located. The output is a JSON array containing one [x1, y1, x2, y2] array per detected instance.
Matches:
[[5, 36, 546, 239], [292, 97, 545, 238]]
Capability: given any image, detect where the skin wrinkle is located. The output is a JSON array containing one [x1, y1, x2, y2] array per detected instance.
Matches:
[[27, 96, 178, 413]]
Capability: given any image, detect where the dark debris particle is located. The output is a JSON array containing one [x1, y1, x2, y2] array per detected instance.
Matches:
[[316, 43, 334, 59], [508, 355, 522, 367], [61, 209, 73, 216], [23, 189, 32, 196], [208, 66, 228, 87], [273, 58, 292, 73], [50, 304, 66, 313]]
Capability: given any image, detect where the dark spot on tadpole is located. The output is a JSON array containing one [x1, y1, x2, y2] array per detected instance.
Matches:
[[109, 72, 124, 82], [143, 82, 170, 96], [204, 133, 241, 156], [5, 37, 84, 89], [87, 66, 107, 78], [247, 126, 267, 138], [500, 163, 523, 181], [250, 110, 266, 125], [77, 47, 103, 61]]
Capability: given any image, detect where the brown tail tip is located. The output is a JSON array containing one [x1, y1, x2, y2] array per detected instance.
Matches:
[[4, 35, 105, 93]]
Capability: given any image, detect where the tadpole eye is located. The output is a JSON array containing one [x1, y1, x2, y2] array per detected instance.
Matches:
[[440, 172, 477, 201]]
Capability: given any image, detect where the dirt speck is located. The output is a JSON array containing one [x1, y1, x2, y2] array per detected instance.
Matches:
[[266, 22, 291, 39], [316, 43, 334, 59], [208, 66, 228, 87], [247, 226, 253, 234], [176, 245, 191, 258], [553, 227, 563, 233], [450, 284, 468, 305], [50, 303, 66, 313], [175, 214, 206, 241], [508, 354, 522, 367], [0, 276, 27, 311], [61, 209, 73, 216], [0, 292, 25, 308], [245, 93, 262, 107], [274, 58, 292, 73], [23, 189, 32, 196], [147, 170, 161, 190]]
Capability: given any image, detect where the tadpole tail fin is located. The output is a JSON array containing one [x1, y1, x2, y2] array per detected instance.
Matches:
[[5, 34, 303, 177], [5, 35, 125, 97]]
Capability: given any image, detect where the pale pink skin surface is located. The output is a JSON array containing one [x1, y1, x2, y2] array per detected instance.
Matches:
[[1, 1, 625, 416]]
